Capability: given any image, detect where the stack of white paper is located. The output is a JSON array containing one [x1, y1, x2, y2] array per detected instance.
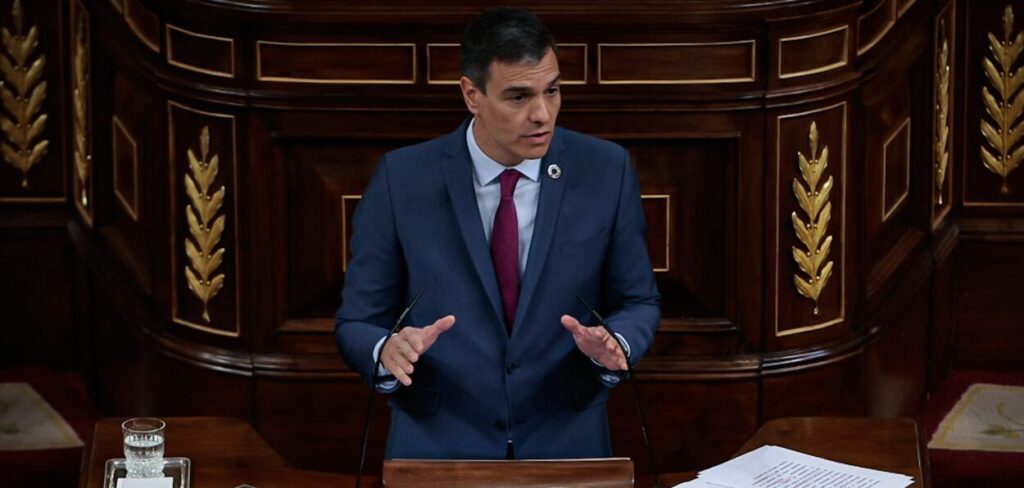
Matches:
[[673, 445, 915, 488]]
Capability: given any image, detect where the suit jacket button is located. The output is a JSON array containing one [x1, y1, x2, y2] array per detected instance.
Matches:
[[505, 363, 518, 375]]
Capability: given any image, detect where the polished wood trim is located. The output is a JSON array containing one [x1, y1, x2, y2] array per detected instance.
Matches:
[[857, 0, 896, 56], [882, 117, 911, 222], [597, 41, 756, 84], [425, 43, 460, 85], [168, 100, 242, 338], [778, 25, 850, 79], [641, 194, 670, 272], [256, 41, 417, 84], [898, 0, 916, 18], [112, 115, 139, 221], [383, 458, 633, 488], [165, 23, 236, 78], [340, 194, 360, 272], [123, 0, 160, 53]]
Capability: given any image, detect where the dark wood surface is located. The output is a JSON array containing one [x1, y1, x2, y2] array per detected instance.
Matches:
[[658, 416, 927, 487], [79, 417, 371, 488], [80, 416, 925, 488], [383, 458, 633, 488]]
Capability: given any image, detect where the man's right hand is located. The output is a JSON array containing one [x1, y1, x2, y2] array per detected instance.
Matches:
[[380, 315, 455, 386]]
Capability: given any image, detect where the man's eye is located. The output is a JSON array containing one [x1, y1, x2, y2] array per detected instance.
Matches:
[[511, 94, 526, 102], [546, 87, 559, 95]]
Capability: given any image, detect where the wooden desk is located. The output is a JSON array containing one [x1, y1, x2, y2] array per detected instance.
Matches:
[[81, 417, 925, 487], [78, 417, 375, 488], [657, 417, 928, 487]]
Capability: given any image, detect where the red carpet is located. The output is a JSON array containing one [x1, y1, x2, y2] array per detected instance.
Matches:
[[917, 370, 1024, 487], [0, 367, 100, 488]]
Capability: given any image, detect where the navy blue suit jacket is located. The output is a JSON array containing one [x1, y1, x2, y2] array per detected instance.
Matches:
[[335, 119, 660, 460]]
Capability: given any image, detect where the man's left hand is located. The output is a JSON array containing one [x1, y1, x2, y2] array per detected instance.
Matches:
[[560, 315, 628, 371]]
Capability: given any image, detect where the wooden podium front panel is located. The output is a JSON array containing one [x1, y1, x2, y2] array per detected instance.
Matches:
[[383, 458, 633, 488]]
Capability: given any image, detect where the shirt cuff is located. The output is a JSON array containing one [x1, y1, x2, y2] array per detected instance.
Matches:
[[372, 335, 400, 392], [372, 335, 394, 376]]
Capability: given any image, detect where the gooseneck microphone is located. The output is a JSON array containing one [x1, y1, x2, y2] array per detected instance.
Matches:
[[356, 288, 425, 488], [576, 295, 661, 488]]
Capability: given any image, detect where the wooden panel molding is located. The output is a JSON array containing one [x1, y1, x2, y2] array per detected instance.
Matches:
[[857, 0, 896, 56], [778, 25, 850, 79], [168, 100, 241, 337], [427, 43, 585, 85], [598, 41, 756, 84], [166, 24, 235, 78], [112, 116, 139, 221], [641, 194, 670, 272], [882, 118, 911, 222], [123, 0, 159, 53], [256, 41, 416, 84]]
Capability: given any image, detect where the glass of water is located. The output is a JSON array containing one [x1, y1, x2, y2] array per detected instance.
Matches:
[[122, 417, 166, 478]]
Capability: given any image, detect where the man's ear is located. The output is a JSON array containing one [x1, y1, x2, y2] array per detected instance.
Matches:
[[460, 76, 481, 115]]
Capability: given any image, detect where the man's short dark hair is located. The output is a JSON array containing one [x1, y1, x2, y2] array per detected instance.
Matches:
[[461, 8, 557, 92]]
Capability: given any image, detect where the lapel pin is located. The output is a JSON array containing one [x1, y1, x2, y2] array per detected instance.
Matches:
[[547, 163, 561, 180]]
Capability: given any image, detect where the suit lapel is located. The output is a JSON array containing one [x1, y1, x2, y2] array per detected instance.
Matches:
[[512, 132, 567, 337], [440, 122, 506, 332]]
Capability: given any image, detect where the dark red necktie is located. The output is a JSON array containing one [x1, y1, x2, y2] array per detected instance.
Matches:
[[492, 170, 521, 333]]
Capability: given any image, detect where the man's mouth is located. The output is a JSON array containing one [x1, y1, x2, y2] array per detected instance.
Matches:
[[523, 131, 550, 144]]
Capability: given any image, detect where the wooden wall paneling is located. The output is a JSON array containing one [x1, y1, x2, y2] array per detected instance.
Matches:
[[762, 350, 865, 419], [563, 107, 762, 355], [769, 101, 849, 347], [0, 231, 75, 367], [101, 70, 154, 295], [146, 335, 253, 418], [928, 224, 957, 392], [857, 0, 897, 56], [861, 71, 926, 307], [597, 41, 756, 85], [961, 0, 1024, 210], [953, 237, 1024, 370], [0, 0, 67, 204], [0, 0, 75, 372], [122, 0, 159, 53], [165, 23, 235, 79], [607, 378, 759, 474], [255, 376, 385, 473], [864, 253, 931, 418], [767, 2, 859, 93]]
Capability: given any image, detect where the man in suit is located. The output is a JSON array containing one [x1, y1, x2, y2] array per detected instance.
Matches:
[[334, 7, 660, 460]]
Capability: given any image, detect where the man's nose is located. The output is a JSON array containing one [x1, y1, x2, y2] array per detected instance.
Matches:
[[529, 97, 551, 124]]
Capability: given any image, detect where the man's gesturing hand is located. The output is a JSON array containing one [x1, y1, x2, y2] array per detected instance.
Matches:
[[381, 315, 455, 386], [560, 315, 628, 371]]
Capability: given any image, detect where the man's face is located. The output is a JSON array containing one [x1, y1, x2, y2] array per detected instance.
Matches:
[[460, 48, 561, 166]]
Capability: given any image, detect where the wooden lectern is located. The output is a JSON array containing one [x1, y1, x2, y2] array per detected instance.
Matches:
[[382, 458, 634, 488]]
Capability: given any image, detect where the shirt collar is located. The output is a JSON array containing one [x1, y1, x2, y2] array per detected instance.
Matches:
[[467, 117, 541, 186]]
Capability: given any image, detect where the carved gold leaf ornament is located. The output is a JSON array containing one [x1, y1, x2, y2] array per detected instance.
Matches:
[[936, 20, 951, 205], [72, 8, 89, 207], [0, 0, 47, 189], [791, 121, 834, 316], [184, 126, 227, 323], [981, 4, 1024, 195]]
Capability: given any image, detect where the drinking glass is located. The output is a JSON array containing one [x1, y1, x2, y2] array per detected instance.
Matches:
[[122, 417, 166, 478]]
